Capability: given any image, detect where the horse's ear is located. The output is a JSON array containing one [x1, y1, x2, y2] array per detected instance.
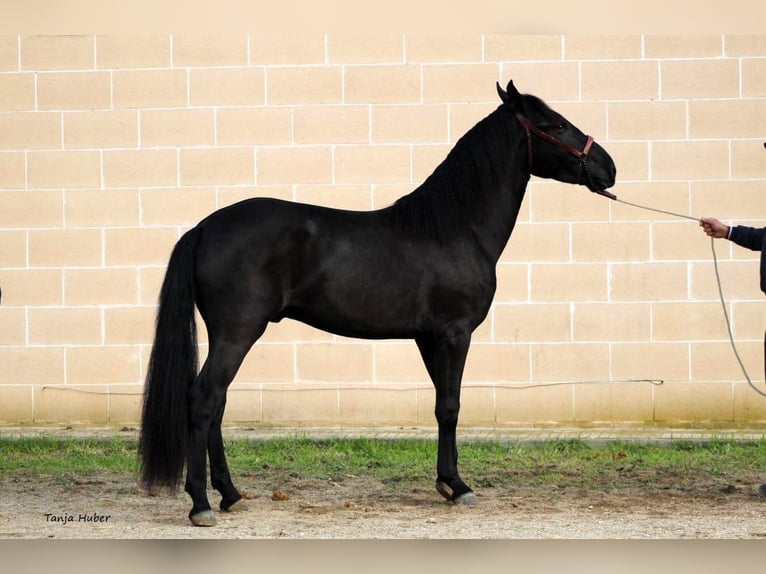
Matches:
[[497, 80, 522, 109]]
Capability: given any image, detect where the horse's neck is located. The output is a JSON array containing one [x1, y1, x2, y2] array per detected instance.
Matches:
[[468, 166, 529, 265], [457, 116, 529, 263], [386, 109, 528, 259]]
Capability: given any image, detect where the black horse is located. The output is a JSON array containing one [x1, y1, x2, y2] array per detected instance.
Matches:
[[140, 80, 617, 526]]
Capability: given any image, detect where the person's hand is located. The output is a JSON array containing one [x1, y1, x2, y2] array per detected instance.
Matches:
[[699, 217, 730, 239]]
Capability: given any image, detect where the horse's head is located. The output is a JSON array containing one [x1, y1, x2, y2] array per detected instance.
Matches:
[[497, 80, 616, 196]]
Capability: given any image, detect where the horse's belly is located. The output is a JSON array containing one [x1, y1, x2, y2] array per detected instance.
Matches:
[[282, 268, 492, 340], [281, 284, 424, 339]]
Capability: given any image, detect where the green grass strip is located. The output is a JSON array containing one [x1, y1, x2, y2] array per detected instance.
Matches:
[[0, 437, 763, 490]]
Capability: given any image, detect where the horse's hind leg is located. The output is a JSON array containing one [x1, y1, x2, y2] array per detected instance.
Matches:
[[208, 394, 247, 513], [185, 328, 263, 526]]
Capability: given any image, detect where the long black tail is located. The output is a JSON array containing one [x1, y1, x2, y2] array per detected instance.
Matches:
[[139, 226, 201, 490]]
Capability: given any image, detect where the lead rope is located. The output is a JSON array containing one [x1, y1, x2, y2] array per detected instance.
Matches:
[[605, 194, 766, 398]]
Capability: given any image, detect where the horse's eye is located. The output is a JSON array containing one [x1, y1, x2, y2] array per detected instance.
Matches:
[[556, 123, 566, 131]]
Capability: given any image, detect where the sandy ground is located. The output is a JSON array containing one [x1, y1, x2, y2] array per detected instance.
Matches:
[[1, 471, 765, 539], [2, 426, 765, 539]]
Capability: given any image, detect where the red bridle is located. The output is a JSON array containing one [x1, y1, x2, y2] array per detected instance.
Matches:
[[515, 112, 594, 167]]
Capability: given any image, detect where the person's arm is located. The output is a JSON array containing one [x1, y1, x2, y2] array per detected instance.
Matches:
[[700, 217, 763, 251]]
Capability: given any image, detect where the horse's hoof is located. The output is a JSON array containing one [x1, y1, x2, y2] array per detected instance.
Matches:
[[190, 510, 217, 527], [454, 491, 477, 506], [758, 484, 766, 497], [435, 481, 475, 505], [222, 498, 247, 513]]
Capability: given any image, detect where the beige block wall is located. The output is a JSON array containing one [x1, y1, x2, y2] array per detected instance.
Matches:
[[1, 34, 766, 428]]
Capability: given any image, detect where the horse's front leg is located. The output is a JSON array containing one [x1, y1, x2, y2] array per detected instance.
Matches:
[[416, 332, 476, 505]]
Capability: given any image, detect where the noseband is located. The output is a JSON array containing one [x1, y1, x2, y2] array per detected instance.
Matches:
[[515, 112, 593, 166]]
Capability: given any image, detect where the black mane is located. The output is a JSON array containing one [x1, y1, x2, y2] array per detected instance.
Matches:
[[385, 104, 521, 240]]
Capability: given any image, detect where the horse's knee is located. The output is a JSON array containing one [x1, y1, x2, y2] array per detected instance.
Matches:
[[435, 398, 460, 426]]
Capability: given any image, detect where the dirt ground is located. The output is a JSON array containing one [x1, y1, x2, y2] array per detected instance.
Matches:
[[1, 470, 765, 539]]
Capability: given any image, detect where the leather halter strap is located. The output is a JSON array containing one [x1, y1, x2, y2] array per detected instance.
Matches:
[[515, 112, 594, 167]]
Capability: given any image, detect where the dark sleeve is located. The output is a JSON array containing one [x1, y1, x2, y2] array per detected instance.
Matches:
[[728, 225, 765, 252]]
